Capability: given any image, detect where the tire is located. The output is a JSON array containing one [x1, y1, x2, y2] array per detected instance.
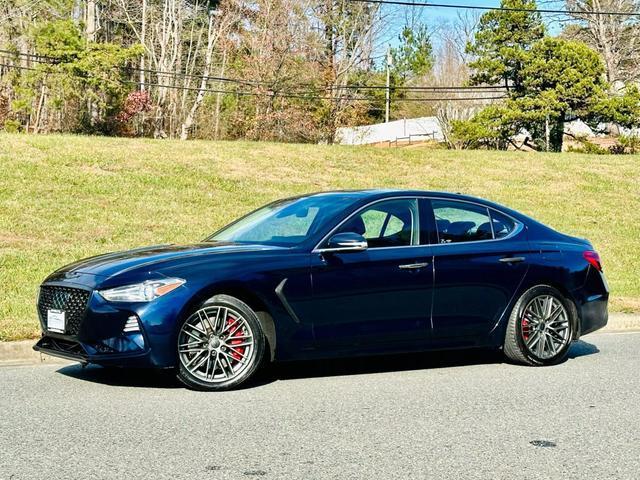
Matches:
[[503, 285, 574, 366], [176, 294, 266, 391]]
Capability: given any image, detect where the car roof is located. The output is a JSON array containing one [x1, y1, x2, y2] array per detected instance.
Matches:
[[296, 189, 532, 224], [302, 189, 504, 207]]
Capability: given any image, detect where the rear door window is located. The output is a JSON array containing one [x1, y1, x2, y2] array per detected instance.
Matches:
[[432, 200, 494, 244]]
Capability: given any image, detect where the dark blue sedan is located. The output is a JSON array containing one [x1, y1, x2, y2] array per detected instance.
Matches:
[[34, 190, 609, 390]]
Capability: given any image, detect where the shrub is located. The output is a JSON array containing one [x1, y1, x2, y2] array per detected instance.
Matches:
[[566, 138, 608, 155], [3, 119, 21, 133], [617, 133, 640, 154]]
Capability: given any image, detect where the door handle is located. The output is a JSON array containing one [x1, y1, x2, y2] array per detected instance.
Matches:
[[499, 256, 525, 263], [398, 262, 430, 270]]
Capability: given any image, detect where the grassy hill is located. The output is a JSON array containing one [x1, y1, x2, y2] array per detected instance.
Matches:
[[1, 133, 638, 341]]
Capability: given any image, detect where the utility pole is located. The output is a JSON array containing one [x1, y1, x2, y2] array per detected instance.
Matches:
[[140, 0, 147, 91], [385, 46, 392, 123]]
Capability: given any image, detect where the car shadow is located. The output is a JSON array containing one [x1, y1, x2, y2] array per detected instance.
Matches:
[[567, 339, 600, 359], [252, 339, 599, 387], [57, 364, 182, 389], [55, 339, 600, 390], [256, 348, 505, 385]]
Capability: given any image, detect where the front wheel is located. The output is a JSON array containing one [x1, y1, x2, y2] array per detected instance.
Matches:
[[503, 286, 574, 366], [176, 294, 266, 391]]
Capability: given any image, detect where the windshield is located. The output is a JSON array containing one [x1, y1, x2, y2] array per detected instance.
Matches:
[[207, 195, 355, 246]]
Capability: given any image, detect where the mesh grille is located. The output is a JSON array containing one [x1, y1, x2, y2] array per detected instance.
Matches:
[[38, 286, 91, 336]]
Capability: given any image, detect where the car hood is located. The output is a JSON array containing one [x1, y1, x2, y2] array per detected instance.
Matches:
[[48, 242, 287, 280]]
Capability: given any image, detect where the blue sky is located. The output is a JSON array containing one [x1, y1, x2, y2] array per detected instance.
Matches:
[[379, 0, 566, 54]]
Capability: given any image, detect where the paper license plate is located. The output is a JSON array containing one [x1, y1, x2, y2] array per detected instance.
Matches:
[[47, 309, 66, 333]]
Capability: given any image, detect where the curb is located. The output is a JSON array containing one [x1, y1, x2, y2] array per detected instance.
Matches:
[[1, 313, 639, 367], [0, 340, 72, 367], [602, 313, 640, 332]]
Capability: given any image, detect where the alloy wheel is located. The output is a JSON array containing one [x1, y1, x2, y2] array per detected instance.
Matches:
[[520, 294, 570, 360], [178, 306, 255, 384]]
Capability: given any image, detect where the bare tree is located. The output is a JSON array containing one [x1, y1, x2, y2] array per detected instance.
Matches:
[[112, 0, 243, 139], [225, 0, 323, 141], [180, 3, 239, 140], [432, 35, 496, 149], [565, 0, 640, 85], [314, 0, 385, 141]]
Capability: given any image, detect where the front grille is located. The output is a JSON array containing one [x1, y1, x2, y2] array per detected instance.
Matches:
[[38, 286, 91, 336]]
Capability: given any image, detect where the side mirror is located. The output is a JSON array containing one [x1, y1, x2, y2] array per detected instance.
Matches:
[[318, 232, 368, 253]]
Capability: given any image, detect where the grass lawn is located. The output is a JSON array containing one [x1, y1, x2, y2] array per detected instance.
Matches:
[[1, 133, 639, 341]]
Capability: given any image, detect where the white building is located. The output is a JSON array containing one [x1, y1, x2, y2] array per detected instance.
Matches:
[[336, 116, 444, 145]]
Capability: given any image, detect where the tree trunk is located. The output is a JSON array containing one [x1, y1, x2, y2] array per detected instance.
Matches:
[[86, 0, 97, 42], [214, 48, 228, 140], [85, 0, 98, 127], [550, 114, 565, 152], [34, 82, 47, 133], [180, 13, 218, 140]]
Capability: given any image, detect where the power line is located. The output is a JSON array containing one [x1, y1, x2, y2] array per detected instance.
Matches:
[[346, 0, 640, 17], [0, 49, 56, 61], [0, 49, 253, 86], [0, 61, 38, 72], [0, 61, 506, 102], [120, 79, 507, 102], [0, 49, 507, 93]]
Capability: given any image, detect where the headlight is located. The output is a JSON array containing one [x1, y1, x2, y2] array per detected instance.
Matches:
[[98, 278, 186, 302]]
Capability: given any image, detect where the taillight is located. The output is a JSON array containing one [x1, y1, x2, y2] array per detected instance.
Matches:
[[583, 250, 602, 272]]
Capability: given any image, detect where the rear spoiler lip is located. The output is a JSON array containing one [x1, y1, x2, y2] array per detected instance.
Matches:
[[552, 232, 594, 249]]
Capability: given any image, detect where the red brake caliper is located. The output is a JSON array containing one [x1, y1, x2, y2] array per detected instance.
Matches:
[[521, 316, 530, 340], [226, 315, 246, 362]]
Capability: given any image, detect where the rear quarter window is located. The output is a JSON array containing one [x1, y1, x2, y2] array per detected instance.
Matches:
[[490, 209, 517, 239]]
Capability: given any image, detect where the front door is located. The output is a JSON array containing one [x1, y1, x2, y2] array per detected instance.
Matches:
[[309, 198, 433, 351]]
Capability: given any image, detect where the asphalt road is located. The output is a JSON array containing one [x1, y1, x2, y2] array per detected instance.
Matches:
[[1, 331, 639, 480]]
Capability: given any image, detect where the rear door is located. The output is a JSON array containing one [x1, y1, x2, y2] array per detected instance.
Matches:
[[427, 199, 530, 342]]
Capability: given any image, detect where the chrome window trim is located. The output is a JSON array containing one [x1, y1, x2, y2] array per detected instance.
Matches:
[[429, 222, 524, 248], [488, 209, 497, 238], [312, 196, 420, 253], [312, 196, 524, 253]]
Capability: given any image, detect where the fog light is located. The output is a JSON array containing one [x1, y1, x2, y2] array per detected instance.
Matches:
[[123, 315, 141, 333]]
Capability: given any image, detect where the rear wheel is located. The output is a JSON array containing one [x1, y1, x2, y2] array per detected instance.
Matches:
[[504, 285, 574, 366], [176, 294, 265, 391]]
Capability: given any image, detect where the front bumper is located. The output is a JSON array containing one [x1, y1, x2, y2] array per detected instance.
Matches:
[[33, 333, 151, 366], [35, 280, 190, 368]]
